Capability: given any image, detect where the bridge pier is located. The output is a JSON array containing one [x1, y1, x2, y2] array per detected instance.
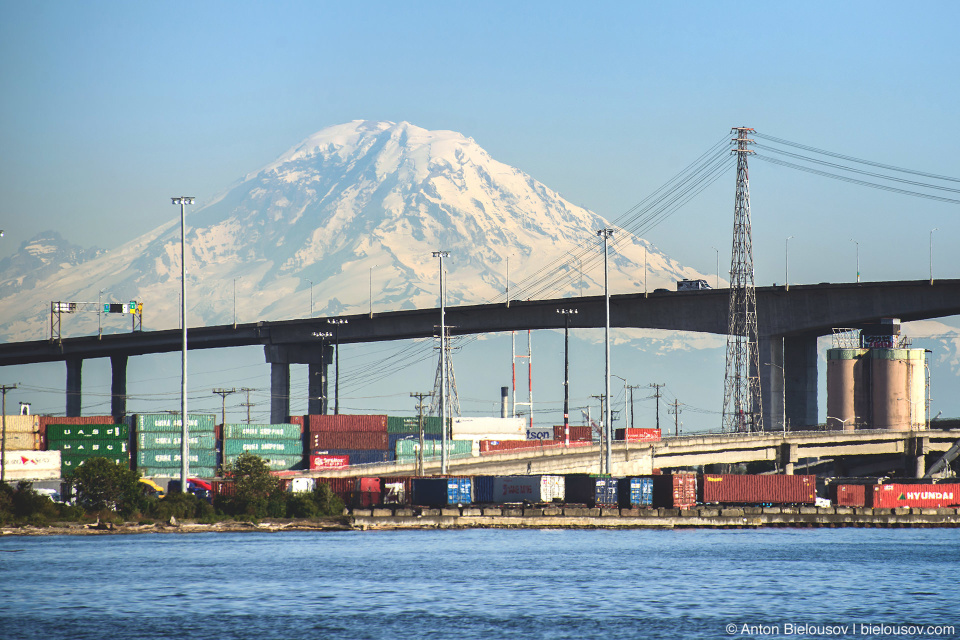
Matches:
[[66, 357, 82, 417], [910, 436, 928, 478], [265, 344, 333, 423], [762, 334, 819, 431], [779, 442, 796, 475], [110, 355, 127, 420]]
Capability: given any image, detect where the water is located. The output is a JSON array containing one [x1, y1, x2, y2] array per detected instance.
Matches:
[[1, 528, 958, 639]]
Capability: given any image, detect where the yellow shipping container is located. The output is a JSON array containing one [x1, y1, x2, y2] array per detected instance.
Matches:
[[1, 415, 40, 433]]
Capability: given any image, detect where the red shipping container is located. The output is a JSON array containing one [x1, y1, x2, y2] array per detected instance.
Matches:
[[310, 431, 389, 451], [316, 477, 355, 496], [614, 428, 661, 442], [353, 491, 382, 507], [356, 477, 381, 492], [307, 415, 387, 432], [212, 480, 236, 498], [310, 454, 350, 470], [380, 476, 413, 505], [288, 415, 305, 428], [831, 484, 866, 507], [869, 483, 960, 508], [553, 426, 593, 442], [652, 474, 697, 509], [699, 474, 816, 505]]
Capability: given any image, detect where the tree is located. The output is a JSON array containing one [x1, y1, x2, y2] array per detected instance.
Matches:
[[67, 457, 143, 515], [220, 452, 283, 518]]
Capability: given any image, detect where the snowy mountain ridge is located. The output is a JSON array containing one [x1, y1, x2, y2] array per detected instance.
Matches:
[[0, 120, 713, 342]]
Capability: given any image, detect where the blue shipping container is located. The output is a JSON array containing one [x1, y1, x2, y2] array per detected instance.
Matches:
[[412, 477, 473, 506], [473, 476, 495, 503], [618, 477, 654, 508], [595, 478, 619, 507]]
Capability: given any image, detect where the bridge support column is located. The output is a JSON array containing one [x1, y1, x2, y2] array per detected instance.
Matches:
[[784, 334, 818, 429], [270, 363, 290, 425], [779, 442, 796, 475], [66, 357, 82, 417], [761, 336, 784, 433], [110, 355, 128, 420], [265, 344, 333, 423], [910, 436, 928, 478]]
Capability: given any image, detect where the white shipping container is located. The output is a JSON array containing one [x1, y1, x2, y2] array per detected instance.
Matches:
[[286, 477, 316, 493], [525, 428, 553, 441], [1, 415, 40, 432], [2, 450, 61, 480], [452, 417, 525, 437], [492, 475, 565, 504]]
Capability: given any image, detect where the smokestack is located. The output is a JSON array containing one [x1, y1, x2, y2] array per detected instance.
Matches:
[[500, 387, 509, 419]]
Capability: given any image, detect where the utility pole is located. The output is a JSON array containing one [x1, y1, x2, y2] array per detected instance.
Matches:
[[557, 308, 578, 446], [649, 383, 665, 431], [722, 127, 763, 433], [212, 388, 237, 426], [668, 399, 682, 437], [1, 384, 18, 483], [410, 392, 433, 477], [329, 318, 348, 415], [597, 228, 615, 476], [627, 385, 642, 430], [590, 394, 606, 473], [240, 387, 255, 424]]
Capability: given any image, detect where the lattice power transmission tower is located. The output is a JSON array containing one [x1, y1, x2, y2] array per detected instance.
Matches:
[[429, 327, 461, 418], [721, 127, 763, 433]]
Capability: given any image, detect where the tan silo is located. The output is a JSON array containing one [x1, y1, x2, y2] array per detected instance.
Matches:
[[868, 348, 926, 431], [826, 349, 865, 431]]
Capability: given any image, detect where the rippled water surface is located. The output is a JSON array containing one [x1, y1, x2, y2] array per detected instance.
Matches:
[[1, 528, 958, 639]]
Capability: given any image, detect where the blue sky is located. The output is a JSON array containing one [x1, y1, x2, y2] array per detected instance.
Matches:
[[2, 1, 960, 424]]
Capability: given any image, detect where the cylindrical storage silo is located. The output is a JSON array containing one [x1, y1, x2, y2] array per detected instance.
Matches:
[[826, 349, 864, 431], [869, 349, 925, 431]]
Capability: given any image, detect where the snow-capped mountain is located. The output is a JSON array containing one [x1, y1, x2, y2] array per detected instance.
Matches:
[[0, 120, 714, 342], [0, 232, 104, 301]]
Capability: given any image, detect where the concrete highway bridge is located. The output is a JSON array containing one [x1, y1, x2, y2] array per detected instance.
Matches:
[[1, 278, 959, 429], [304, 428, 960, 479]]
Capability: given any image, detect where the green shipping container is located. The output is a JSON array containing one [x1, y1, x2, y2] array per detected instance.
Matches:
[[51, 439, 128, 456], [137, 449, 218, 468], [395, 439, 472, 459], [223, 453, 302, 471], [138, 467, 217, 479], [135, 413, 216, 433], [46, 424, 128, 440], [222, 424, 301, 440], [222, 439, 303, 456], [137, 432, 216, 450], [62, 453, 130, 472], [387, 416, 444, 435]]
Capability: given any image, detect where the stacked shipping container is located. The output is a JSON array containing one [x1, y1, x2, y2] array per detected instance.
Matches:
[[0, 415, 42, 451], [135, 414, 218, 478], [222, 423, 303, 471], [307, 415, 393, 468], [46, 422, 130, 476]]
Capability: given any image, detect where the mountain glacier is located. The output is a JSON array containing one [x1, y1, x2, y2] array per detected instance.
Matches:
[[0, 120, 713, 342]]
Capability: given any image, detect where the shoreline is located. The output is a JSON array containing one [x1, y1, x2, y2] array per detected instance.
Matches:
[[3, 505, 960, 536]]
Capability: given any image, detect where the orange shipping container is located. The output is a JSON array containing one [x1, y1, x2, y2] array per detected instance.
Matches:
[[307, 415, 387, 433], [699, 474, 816, 505]]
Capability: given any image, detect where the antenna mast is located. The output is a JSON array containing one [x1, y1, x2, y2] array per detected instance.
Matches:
[[722, 127, 763, 432]]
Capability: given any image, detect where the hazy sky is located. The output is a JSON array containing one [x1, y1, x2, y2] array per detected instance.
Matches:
[[3, 1, 958, 282], [2, 1, 960, 424]]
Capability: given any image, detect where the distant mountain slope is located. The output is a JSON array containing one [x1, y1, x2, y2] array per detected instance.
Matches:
[[0, 120, 712, 342]]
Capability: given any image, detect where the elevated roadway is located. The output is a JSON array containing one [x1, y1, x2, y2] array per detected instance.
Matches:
[[1, 279, 959, 425], [303, 428, 960, 479]]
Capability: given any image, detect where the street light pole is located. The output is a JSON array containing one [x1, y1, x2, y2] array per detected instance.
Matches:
[[172, 196, 194, 492], [433, 250, 451, 474], [930, 228, 938, 284], [328, 318, 348, 414], [557, 308, 577, 446], [597, 228, 614, 474], [711, 246, 719, 290], [850, 238, 859, 283], [785, 236, 794, 291]]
